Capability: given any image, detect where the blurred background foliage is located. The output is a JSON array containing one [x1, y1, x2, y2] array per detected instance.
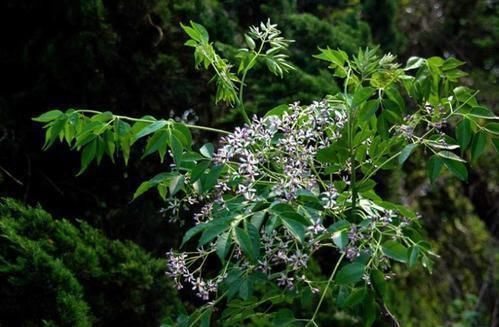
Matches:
[[0, 0, 497, 325], [0, 198, 180, 326]]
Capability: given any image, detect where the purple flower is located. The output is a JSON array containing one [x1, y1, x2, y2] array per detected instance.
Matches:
[[306, 219, 325, 236]]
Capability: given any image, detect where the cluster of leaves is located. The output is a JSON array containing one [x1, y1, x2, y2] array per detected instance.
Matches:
[[0, 197, 180, 326], [182, 21, 240, 105], [33, 109, 194, 177], [33, 21, 499, 326], [314, 47, 499, 183], [181, 19, 294, 121]]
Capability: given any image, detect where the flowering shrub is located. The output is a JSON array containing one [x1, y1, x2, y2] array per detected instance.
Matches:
[[34, 20, 499, 326]]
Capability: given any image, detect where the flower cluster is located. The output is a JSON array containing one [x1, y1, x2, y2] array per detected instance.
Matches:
[[214, 100, 347, 201], [166, 251, 223, 300], [164, 98, 423, 300]]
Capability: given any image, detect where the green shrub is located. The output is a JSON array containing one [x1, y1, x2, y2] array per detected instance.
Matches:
[[0, 198, 181, 326]]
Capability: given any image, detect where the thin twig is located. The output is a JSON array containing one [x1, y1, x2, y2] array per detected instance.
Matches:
[[0, 165, 23, 185]]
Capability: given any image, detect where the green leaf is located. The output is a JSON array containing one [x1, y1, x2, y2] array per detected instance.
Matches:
[[493, 138, 499, 152], [399, 144, 418, 165], [169, 174, 185, 195], [169, 132, 184, 166], [198, 221, 230, 247], [190, 160, 211, 182], [95, 136, 105, 164], [181, 21, 209, 43], [484, 122, 499, 135], [374, 200, 416, 219], [443, 159, 468, 181], [456, 118, 471, 151], [33, 110, 64, 122], [408, 246, 420, 267], [77, 138, 97, 175], [224, 270, 244, 301], [74, 121, 104, 147], [327, 219, 350, 233], [427, 56, 444, 67], [427, 140, 460, 151], [362, 292, 377, 327], [404, 57, 425, 70], [385, 87, 405, 112], [244, 34, 255, 50], [468, 106, 497, 120], [246, 223, 261, 259], [382, 240, 408, 263], [436, 150, 466, 162], [272, 309, 295, 326], [190, 21, 209, 41], [238, 278, 251, 300], [182, 152, 205, 162], [250, 211, 266, 230], [102, 129, 116, 161], [339, 287, 367, 308], [90, 111, 113, 123], [357, 179, 376, 192], [181, 223, 208, 248], [201, 165, 223, 192], [173, 123, 192, 147], [200, 308, 212, 327], [371, 270, 386, 298], [335, 262, 365, 285], [358, 100, 379, 122], [116, 120, 131, 164], [43, 117, 68, 149], [142, 130, 168, 160], [269, 203, 309, 225], [427, 155, 443, 183], [216, 232, 231, 262], [133, 183, 153, 200], [181, 23, 201, 42], [235, 227, 258, 262], [316, 145, 335, 163], [332, 230, 349, 249], [313, 47, 348, 67], [134, 120, 168, 141], [453, 87, 478, 106], [442, 57, 465, 70], [470, 131, 487, 161], [269, 204, 308, 242], [264, 104, 289, 117], [200, 143, 214, 158], [279, 216, 305, 243], [133, 172, 171, 199], [352, 87, 375, 108]]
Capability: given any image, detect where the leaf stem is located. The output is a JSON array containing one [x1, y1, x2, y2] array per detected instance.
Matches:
[[307, 252, 346, 326], [184, 123, 230, 135], [76, 110, 230, 134], [345, 67, 357, 219], [363, 151, 401, 181], [238, 65, 252, 124], [237, 34, 267, 125]]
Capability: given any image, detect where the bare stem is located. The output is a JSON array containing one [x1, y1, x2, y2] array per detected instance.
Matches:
[[307, 252, 346, 326], [76, 110, 230, 134]]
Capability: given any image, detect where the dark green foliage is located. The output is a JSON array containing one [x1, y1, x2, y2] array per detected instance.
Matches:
[[387, 180, 497, 326], [380, 143, 498, 326], [361, 0, 403, 51], [0, 198, 181, 326]]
